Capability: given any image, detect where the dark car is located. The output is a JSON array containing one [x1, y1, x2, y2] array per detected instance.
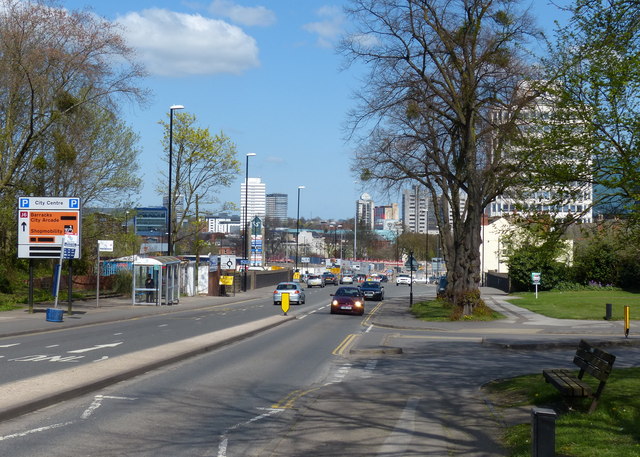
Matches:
[[322, 272, 338, 285], [360, 281, 384, 301], [437, 276, 448, 298], [330, 286, 365, 316]]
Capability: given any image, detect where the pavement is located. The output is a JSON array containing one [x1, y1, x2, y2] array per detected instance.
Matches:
[[0, 285, 638, 454]]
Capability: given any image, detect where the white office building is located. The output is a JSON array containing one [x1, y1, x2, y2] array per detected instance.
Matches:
[[240, 177, 266, 228], [356, 193, 375, 230], [401, 186, 439, 234]]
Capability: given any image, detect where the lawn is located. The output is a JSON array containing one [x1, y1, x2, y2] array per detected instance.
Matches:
[[505, 290, 640, 320], [484, 367, 640, 456], [411, 297, 505, 321]]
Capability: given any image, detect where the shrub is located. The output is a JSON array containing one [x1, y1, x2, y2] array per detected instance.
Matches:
[[112, 271, 132, 296]]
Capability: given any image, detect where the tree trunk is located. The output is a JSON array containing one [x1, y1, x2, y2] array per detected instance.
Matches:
[[443, 196, 483, 315]]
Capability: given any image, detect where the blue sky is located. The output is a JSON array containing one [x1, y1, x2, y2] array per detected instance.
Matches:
[[59, 0, 569, 221]]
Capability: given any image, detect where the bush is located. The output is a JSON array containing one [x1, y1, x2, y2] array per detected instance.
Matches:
[[112, 271, 132, 296]]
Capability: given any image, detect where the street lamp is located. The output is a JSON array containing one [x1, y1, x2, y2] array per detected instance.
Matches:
[[242, 153, 256, 292], [295, 185, 305, 273], [167, 104, 184, 256]]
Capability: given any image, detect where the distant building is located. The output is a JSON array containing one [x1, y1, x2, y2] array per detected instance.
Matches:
[[401, 186, 438, 234], [207, 213, 241, 235], [134, 207, 168, 254], [266, 193, 288, 224], [374, 203, 399, 230], [356, 193, 374, 230], [240, 177, 266, 228]]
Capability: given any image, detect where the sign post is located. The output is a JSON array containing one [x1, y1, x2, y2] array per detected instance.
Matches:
[[97, 240, 114, 307], [531, 272, 541, 299], [405, 251, 418, 306]]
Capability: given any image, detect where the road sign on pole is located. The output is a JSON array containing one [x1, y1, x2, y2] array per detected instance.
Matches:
[[18, 197, 82, 259], [405, 255, 419, 271]]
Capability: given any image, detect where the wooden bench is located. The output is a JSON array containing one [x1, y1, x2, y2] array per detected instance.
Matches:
[[542, 340, 616, 413]]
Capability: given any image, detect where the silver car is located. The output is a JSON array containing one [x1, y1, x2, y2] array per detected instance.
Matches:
[[306, 275, 325, 288], [273, 282, 306, 305]]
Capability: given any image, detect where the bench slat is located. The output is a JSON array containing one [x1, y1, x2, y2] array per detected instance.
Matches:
[[542, 340, 615, 413], [543, 369, 592, 397]]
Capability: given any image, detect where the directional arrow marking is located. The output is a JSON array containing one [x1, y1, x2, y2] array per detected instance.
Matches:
[[67, 342, 123, 354]]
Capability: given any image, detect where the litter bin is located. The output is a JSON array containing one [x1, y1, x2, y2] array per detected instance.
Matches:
[[605, 303, 612, 320], [46, 308, 64, 322], [532, 407, 556, 457]]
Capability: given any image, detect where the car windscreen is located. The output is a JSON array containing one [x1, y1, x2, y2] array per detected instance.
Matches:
[[336, 288, 360, 296], [277, 284, 297, 290], [362, 282, 378, 288]]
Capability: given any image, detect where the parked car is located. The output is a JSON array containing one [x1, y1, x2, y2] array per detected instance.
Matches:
[[322, 272, 338, 285], [330, 286, 365, 316], [412, 276, 427, 284], [360, 281, 384, 301], [437, 276, 448, 298], [273, 282, 306, 305], [306, 275, 325, 288], [396, 274, 411, 286], [340, 275, 354, 284]]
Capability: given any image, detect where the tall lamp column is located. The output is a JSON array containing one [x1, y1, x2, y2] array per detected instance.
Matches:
[[242, 153, 256, 292], [167, 104, 184, 256], [295, 185, 305, 273]]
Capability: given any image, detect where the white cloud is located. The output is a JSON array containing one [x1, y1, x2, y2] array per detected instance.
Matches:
[[115, 9, 260, 77], [208, 0, 276, 27], [302, 5, 345, 48]]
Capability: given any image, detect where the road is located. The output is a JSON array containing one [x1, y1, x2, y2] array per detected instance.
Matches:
[[1, 283, 640, 456], [0, 282, 381, 455]]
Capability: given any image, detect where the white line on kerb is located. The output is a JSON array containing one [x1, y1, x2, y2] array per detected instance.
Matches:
[[216, 409, 282, 457]]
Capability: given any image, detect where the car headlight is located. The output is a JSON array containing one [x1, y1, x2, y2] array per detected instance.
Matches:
[[332, 300, 338, 306], [355, 301, 362, 307]]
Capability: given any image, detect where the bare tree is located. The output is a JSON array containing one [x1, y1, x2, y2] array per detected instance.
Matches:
[[342, 0, 543, 311]]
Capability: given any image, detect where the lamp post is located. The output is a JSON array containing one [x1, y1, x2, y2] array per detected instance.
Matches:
[[295, 185, 305, 273], [167, 104, 184, 256], [242, 153, 256, 292]]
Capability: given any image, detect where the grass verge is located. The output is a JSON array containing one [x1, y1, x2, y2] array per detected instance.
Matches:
[[411, 298, 505, 321], [505, 290, 639, 320], [484, 367, 640, 456]]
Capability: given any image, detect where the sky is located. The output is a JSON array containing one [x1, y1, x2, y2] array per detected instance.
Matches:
[[57, 0, 570, 221]]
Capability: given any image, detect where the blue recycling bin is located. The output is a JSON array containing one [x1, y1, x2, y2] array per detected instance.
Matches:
[[46, 308, 64, 322]]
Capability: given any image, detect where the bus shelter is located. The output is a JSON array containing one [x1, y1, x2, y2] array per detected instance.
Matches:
[[133, 256, 181, 306]]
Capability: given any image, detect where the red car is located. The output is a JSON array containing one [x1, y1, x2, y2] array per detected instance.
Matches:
[[330, 286, 365, 316]]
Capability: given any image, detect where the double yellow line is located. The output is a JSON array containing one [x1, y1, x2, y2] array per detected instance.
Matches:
[[271, 387, 320, 409], [362, 301, 384, 327], [332, 333, 358, 355]]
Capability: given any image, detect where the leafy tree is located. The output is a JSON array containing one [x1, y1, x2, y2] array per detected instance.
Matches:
[[0, 0, 147, 258], [541, 0, 640, 219], [159, 112, 240, 255], [341, 0, 543, 312], [502, 215, 572, 291]]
